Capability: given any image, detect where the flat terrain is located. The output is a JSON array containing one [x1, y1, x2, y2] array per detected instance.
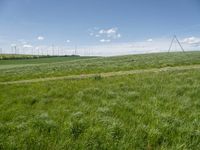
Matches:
[[0, 52, 200, 149]]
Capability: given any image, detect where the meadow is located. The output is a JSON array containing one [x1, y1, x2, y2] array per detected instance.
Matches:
[[0, 54, 54, 60], [0, 51, 200, 149], [1, 52, 200, 82]]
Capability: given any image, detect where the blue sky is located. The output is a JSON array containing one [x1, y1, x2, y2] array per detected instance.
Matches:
[[0, 0, 200, 55]]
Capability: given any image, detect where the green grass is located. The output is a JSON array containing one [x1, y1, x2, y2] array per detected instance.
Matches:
[[0, 51, 200, 149], [0, 51, 200, 82], [0, 55, 95, 65], [0, 54, 56, 60]]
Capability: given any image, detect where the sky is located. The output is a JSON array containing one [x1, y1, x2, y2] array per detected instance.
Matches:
[[0, 0, 200, 56]]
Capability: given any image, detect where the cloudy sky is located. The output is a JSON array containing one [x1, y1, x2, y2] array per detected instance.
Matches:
[[0, 0, 200, 56]]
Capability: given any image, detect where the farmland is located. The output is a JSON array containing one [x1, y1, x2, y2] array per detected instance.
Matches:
[[0, 51, 200, 149]]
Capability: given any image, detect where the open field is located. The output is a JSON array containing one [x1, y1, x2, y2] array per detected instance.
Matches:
[[1, 51, 200, 82], [0, 54, 95, 64], [0, 51, 200, 149], [0, 54, 57, 60]]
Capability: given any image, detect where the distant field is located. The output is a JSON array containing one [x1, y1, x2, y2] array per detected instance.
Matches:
[[0, 51, 200, 149], [0, 54, 95, 64], [0, 54, 51, 60], [0, 51, 200, 82]]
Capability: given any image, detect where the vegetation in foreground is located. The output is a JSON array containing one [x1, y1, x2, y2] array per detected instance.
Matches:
[[0, 51, 200, 149]]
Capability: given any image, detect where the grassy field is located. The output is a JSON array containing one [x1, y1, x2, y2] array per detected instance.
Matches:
[[0, 54, 56, 60], [0, 51, 200, 149], [0, 54, 94, 64], [1, 51, 200, 82]]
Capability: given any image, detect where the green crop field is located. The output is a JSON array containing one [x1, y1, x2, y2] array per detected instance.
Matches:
[[0, 54, 55, 60], [0, 51, 200, 149]]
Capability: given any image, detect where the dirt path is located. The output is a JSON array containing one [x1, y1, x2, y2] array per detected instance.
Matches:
[[1, 64, 200, 85]]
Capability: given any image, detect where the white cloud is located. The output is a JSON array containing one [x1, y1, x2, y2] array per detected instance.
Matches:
[[66, 40, 71, 43], [79, 37, 197, 56], [5, 36, 200, 56], [89, 27, 121, 43], [107, 28, 117, 34], [100, 39, 111, 43], [98, 27, 121, 39], [23, 44, 32, 48], [182, 37, 200, 45], [117, 34, 121, 38], [95, 34, 100, 37], [99, 29, 105, 34], [147, 38, 153, 42], [37, 36, 44, 41], [99, 28, 117, 34]]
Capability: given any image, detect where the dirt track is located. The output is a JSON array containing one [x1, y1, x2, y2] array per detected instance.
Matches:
[[0, 64, 200, 85]]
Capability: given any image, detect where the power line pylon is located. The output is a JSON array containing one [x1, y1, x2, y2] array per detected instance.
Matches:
[[168, 35, 185, 52]]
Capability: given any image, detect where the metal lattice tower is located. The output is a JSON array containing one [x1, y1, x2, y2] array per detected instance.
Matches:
[[168, 35, 185, 52]]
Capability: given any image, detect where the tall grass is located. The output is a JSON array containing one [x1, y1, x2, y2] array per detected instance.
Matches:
[[0, 68, 200, 149], [0, 52, 200, 149]]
